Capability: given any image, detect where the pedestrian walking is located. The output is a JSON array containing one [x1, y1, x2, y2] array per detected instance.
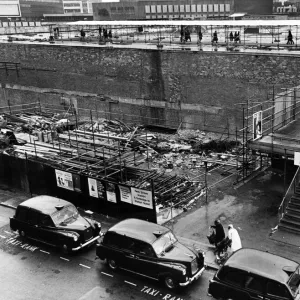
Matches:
[[99, 26, 102, 37], [229, 32, 233, 42], [212, 31, 218, 43], [185, 28, 191, 42], [228, 224, 242, 252], [180, 25, 184, 43], [108, 29, 112, 39], [198, 30, 203, 42], [211, 219, 225, 245], [235, 31, 241, 43], [80, 28, 86, 41], [287, 30, 294, 45]]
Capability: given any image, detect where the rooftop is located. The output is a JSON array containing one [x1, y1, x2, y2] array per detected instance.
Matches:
[[225, 248, 299, 283], [19, 195, 72, 215], [108, 218, 169, 244]]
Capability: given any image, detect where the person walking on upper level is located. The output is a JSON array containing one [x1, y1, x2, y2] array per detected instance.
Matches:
[[287, 30, 294, 45]]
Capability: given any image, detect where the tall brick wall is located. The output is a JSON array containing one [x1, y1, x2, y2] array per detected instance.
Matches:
[[0, 43, 299, 133]]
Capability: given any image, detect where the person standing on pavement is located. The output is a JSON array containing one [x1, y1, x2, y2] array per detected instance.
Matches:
[[228, 224, 242, 252], [211, 219, 225, 246], [229, 32, 233, 42]]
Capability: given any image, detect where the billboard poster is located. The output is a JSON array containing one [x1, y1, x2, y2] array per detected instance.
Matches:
[[253, 111, 262, 140], [88, 178, 98, 198], [106, 182, 117, 203], [55, 169, 74, 191], [119, 185, 132, 204], [88, 178, 105, 199], [295, 152, 300, 166], [131, 188, 153, 209]]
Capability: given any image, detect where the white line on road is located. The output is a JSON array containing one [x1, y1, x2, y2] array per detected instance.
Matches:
[[60, 257, 70, 261], [101, 272, 113, 277], [0, 235, 6, 238], [40, 250, 50, 254], [4, 231, 14, 235], [79, 264, 91, 269], [124, 280, 137, 286]]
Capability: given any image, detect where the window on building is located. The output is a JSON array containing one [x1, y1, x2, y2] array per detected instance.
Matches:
[[163, 5, 167, 13], [179, 5, 184, 12], [145, 5, 150, 13], [220, 4, 224, 12], [168, 5, 173, 12], [208, 4, 213, 12], [151, 5, 156, 13], [225, 4, 230, 12], [214, 4, 218, 12], [156, 5, 161, 13], [191, 5, 196, 13], [196, 4, 201, 12], [203, 4, 207, 12], [185, 5, 190, 12], [174, 5, 178, 12]]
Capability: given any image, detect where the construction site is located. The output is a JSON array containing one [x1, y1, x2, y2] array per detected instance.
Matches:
[[1, 20, 300, 229]]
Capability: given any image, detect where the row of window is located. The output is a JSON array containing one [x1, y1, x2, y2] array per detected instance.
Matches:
[[145, 15, 224, 19], [21, 0, 61, 2], [64, 3, 81, 7], [218, 267, 290, 298], [111, 7, 135, 12], [145, 4, 230, 14], [0, 21, 40, 27]]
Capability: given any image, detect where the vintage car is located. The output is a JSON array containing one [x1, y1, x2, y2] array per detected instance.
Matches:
[[10, 195, 101, 253], [208, 248, 300, 300], [96, 218, 206, 290]]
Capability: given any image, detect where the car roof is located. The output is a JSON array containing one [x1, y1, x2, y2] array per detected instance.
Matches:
[[224, 248, 299, 283], [19, 196, 72, 215], [108, 218, 170, 244]]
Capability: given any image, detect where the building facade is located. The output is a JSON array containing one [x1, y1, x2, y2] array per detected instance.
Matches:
[[234, 0, 273, 15], [93, 0, 234, 21], [63, 0, 103, 14]]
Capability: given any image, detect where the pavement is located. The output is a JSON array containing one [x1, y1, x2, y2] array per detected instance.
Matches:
[[1, 168, 300, 272]]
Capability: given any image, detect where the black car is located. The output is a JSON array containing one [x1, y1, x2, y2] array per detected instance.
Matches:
[[208, 248, 300, 300], [10, 195, 101, 253], [96, 218, 206, 290]]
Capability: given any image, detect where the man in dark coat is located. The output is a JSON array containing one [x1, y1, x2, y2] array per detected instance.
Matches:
[[211, 219, 225, 245]]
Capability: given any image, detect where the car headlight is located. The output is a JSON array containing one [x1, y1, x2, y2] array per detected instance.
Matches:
[[73, 234, 79, 242]]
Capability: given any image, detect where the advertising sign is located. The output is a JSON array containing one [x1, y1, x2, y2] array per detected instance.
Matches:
[[88, 178, 105, 199], [295, 152, 300, 166], [119, 185, 132, 204], [253, 111, 262, 140], [88, 178, 98, 198], [106, 182, 117, 203], [55, 169, 74, 191], [131, 188, 153, 209]]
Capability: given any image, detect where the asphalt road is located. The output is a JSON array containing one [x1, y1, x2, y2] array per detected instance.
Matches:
[[0, 205, 215, 300]]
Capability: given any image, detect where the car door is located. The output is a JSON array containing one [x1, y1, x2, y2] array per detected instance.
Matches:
[[244, 273, 267, 300], [24, 209, 45, 242], [266, 280, 293, 300], [37, 214, 59, 246], [220, 267, 250, 300], [104, 232, 129, 268], [122, 239, 159, 280]]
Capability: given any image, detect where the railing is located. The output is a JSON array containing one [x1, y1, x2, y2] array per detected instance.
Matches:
[[278, 165, 300, 222]]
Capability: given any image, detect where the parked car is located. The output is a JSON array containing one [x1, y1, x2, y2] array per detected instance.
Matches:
[[10, 195, 101, 253], [96, 218, 206, 290], [208, 248, 300, 300]]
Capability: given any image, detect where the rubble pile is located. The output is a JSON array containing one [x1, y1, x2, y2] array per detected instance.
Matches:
[[0, 111, 242, 210]]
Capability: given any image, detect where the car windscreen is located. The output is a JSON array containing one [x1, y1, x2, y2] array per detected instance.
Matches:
[[51, 205, 79, 226], [152, 231, 177, 256], [288, 265, 300, 295]]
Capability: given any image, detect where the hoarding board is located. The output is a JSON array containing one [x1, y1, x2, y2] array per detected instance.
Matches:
[[119, 185, 132, 204], [253, 111, 262, 140], [55, 169, 74, 191], [131, 188, 153, 209]]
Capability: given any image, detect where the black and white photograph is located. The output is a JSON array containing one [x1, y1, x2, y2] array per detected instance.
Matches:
[[1, 0, 300, 299]]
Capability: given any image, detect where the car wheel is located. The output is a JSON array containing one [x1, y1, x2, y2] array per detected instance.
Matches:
[[18, 230, 26, 238], [164, 275, 178, 290], [107, 258, 118, 270]]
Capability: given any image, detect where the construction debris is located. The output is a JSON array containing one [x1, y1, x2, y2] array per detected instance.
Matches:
[[0, 110, 243, 211]]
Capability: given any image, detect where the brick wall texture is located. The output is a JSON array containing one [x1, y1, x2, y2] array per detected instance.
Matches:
[[0, 43, 299, 133]]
